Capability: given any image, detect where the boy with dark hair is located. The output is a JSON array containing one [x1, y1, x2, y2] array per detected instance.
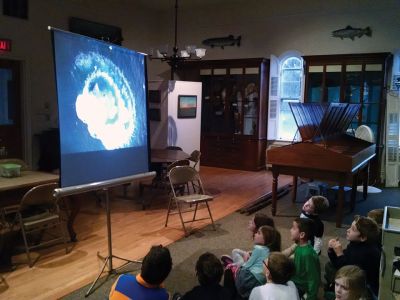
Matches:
[[174, 252, 232, 300], [300, 195, 329, 255], [327, 215, 381, 296], [284, 217, 320, 300], [195, 252, 224, 287], [109, 245, 172, 300]]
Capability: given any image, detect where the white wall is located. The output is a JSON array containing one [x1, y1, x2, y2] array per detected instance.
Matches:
[[148, 0, 400, 79], [148, 80, 202, 165], [167, 81, 202, 160]]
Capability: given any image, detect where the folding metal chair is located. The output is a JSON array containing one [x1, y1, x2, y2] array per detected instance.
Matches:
[[4, 182, 69, 267], [165, 165, 215, 236]]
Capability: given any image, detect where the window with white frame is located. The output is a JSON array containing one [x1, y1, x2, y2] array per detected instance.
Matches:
[[278, 56, 303, 140]]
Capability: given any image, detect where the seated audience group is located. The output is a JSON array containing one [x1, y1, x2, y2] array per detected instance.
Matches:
[[109, 195, 382, 300]]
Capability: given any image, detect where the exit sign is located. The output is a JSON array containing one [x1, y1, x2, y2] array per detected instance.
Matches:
[[0, 39, 11, 52]]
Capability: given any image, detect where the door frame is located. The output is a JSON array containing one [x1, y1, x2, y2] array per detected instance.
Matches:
[[0, 57, 30, 165]]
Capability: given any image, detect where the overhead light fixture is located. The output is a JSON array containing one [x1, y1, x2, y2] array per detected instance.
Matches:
[[148, 0, 206, 80]]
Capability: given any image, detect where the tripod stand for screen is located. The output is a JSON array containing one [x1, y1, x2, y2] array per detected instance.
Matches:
[[53, 172, 155, 297], [85, 188, 141, 297]]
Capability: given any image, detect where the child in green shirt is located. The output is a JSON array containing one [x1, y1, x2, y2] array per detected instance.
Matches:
[[284, 217, 321, 300]]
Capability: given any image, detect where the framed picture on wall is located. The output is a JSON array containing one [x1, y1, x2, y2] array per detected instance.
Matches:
[[177, 95, 197, 118]]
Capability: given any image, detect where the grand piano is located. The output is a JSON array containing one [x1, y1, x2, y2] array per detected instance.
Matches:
[[267, 103, 376, 227]]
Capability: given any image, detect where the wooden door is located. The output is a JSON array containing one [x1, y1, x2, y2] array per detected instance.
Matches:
[[0, 58, 22, 158]]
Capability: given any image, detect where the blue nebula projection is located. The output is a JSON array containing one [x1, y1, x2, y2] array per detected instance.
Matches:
[[55, 37, 147, 153], [74, 53, 137, 150], [52, 29, 149, 187]]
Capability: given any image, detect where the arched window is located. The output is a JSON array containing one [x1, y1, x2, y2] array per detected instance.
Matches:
[[278, 56, 303, 140]]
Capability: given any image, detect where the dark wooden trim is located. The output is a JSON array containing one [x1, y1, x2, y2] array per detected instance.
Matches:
[[0, 58, 23, 158], [302, 52, 391, 65], [181, 57, 267, 69]]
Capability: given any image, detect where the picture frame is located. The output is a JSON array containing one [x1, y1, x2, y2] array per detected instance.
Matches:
[[177, 95, 197, 119]]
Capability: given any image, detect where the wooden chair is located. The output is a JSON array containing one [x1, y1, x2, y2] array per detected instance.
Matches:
[[4, 182, 69, 267], [165, 165, 215, 236], [188, 150, 201, 168]]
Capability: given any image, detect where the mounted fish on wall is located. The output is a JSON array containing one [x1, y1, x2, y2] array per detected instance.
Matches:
[[332, 25, 372, 40], [202, 35, 241, 49]]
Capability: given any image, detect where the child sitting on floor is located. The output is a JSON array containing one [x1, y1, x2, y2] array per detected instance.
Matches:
[[325, 265, 370, 300], [300, 195, 329, 255], [326, 215, 381, 297], [109, 245, 172, 300], [224, 225, 281, 298], [249, 252, 299, 300], [248, 213, 276, 236], [173, 252, 232, 300], [284, 217, 320, 300], [221, 213, 280, 266]]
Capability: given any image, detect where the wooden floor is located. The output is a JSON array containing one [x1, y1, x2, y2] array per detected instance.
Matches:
[[0, 166, 291, 300]]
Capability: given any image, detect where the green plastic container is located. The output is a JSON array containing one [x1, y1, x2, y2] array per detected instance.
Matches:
[[0, 163, 21, 178]]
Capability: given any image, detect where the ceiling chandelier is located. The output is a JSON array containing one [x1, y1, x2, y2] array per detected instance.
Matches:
[[148, 0, 206, 80]]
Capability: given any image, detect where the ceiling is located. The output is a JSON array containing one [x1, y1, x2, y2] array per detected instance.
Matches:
[[124, 0, 400, 13], [133, 0, 248, 10]]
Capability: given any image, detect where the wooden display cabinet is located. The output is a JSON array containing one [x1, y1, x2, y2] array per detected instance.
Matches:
[[179, 58, 269, 171]]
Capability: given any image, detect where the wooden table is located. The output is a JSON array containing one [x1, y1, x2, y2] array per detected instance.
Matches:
[[151, 148, 190, 163], [149, 148, 190, 183], [0, 171, 59, 192], [137, 149, 190, 205], [0, 171, 83, 241]]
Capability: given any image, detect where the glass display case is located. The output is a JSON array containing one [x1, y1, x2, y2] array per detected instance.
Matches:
[[178, 58, 269, 170], [201, 73, 259, 136]]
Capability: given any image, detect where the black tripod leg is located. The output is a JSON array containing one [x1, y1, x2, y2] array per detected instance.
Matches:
[[85, 189, 142, 297], [85, 255, 110, 297]]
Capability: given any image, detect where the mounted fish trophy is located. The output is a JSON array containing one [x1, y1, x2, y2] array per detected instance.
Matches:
[[332, 25, 372, 40], [202, 35, 241, 49]]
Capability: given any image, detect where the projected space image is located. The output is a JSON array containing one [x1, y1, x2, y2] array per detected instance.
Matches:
[[54, 31, 147, 154], [75, 53, 137, 150], [52, 29, 149, 187]]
